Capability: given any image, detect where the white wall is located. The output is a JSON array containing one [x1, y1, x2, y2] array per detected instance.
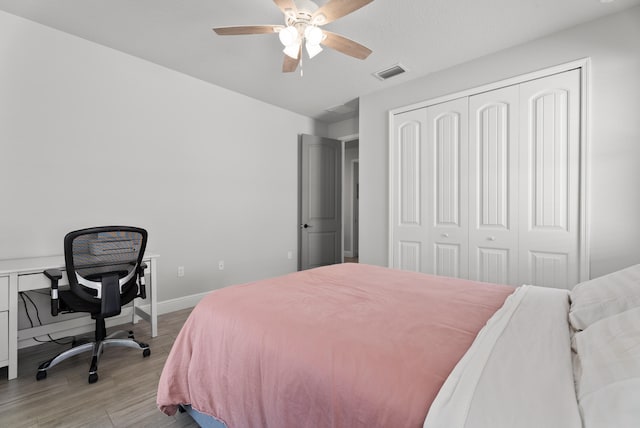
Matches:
[[327, 117, 358, 140], [359, 7, 640, 279], [0, 11, 326, 303]]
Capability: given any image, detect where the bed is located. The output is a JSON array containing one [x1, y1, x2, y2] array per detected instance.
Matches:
[[157, 263, 640, 428]]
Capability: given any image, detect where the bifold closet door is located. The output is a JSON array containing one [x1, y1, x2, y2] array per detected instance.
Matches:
[[518, 69, 581, 288], [468, 85, 519, 285], [391, 68, 582, 288], [425, 98, 469, 278], [391, 108, 428, 272], [391, 97, 468, 278]]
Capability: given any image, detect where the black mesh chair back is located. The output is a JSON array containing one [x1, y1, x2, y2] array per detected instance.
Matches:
[[65, 227, 147, 317], [38, 226, 151, 384]]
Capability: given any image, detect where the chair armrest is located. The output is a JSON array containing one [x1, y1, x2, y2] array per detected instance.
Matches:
[[137, 262, 147, 299], [44, 269, 62, 316], [44, 268, 62, 281]]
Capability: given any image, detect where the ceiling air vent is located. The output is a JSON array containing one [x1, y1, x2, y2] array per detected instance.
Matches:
[[373, 63, 408, 81]]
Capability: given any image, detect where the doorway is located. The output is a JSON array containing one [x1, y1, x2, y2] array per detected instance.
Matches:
[[343, 140, 359, 263], [297, 135, 359, 270]]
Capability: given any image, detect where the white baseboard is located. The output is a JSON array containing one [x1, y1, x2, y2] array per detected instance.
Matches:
[[155, 291, 210, 315], [18, 291, 211, 350]]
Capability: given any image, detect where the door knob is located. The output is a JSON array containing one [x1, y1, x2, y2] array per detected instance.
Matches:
[[441, 233, 449, 238], [488, 236, 496, 241], [300, 224, 312, 229]]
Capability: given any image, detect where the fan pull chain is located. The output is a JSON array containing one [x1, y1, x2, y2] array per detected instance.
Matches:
[[300, 55, 304, 77]]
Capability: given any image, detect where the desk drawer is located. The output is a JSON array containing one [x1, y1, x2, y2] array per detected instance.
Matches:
[[0, 311, 8, 363], [19, 271, 69, 291], [0, 276, 8, 312]]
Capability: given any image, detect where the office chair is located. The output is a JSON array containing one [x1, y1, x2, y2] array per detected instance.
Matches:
[[37, 226, 151, 384]]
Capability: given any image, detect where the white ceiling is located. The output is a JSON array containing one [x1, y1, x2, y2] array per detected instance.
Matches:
[[1, 0, 638, 123]]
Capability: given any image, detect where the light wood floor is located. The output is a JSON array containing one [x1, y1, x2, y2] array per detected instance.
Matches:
[[0, 308, 198, 428]]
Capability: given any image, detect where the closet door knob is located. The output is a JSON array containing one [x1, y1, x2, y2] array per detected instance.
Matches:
[[488, 236, 496, 241]]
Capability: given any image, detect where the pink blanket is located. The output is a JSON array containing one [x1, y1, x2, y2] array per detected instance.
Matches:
[[157, 263, 513, 427]]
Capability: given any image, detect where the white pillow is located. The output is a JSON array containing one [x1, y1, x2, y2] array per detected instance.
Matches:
[[578, 379, 640, 428], [569, 264, 640, 331], [572, 306, 640, 428]]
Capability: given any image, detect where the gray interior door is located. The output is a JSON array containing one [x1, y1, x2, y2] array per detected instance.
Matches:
[[299, 134, 342, 270]]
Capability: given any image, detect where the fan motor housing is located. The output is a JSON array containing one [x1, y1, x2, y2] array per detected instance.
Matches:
[[286, 0, 323, 26]]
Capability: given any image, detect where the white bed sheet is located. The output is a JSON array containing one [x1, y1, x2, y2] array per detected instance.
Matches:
[[424, 285, 582, 428]]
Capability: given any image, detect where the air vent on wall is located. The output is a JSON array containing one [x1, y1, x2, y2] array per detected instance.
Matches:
[[373, 63, 408, 81]]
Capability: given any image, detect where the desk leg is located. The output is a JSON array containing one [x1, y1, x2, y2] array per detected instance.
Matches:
[[132, 298, 139, 324], [132, 264, 151, 325], [150, 258, 158, 338], [8, 273, 18, 380]]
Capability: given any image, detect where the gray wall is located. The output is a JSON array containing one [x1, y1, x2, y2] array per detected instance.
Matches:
[[327, 117, 358, 141], [0, 11, 325, 303], [359, 7, 640, 279]]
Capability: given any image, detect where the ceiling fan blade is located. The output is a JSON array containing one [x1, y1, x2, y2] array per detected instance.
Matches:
[[321, 31, 372, 60], [273, 0, 297, 17], [312, 0, 374, 25], [282, 46, 302, 72], [213, 25, 283, 35]]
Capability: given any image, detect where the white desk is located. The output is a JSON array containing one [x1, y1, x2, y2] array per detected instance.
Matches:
[[0, 253, 159, 380]]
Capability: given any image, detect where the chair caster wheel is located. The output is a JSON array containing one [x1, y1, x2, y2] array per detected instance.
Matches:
[[88, 373, 99, 384], [143, 348, 151, 358], [36, 371, 47, 381], [128, 330, 135, 339]]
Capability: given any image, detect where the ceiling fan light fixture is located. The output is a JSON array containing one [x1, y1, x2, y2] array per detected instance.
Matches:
[[304, 25, 324, 45], [283, 43, 301, 59], [303, 25, 324, 59], [306, 41, 323, 58], [278, 25, 299, 47]]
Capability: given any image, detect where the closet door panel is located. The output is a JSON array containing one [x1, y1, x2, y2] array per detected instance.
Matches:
[[391, 109, 428, 272], [519, 69, 581, 289], [426, 98, 469, 278], [469, 85, 519, 285]]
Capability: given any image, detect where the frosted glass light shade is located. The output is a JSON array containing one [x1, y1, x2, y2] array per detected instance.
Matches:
[[306, 42, 323, 58], [283, 43, 301, 59], [304, 26, 323, 45], [279, 26, 299, 46]]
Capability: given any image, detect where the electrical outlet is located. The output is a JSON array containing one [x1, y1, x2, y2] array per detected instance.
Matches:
[[287, 251, 293, 260], [218, 260, 224, 270], [177, 266, 185, 277]]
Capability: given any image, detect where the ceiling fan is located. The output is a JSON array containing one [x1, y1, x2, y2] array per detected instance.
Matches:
[[213, 0, 374, 73]]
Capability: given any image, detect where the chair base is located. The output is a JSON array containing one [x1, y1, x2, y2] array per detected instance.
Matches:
[[36, 329, 150, 384]]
